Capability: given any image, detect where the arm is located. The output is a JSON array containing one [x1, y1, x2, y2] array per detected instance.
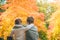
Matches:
[[20, 25, 33, 31]]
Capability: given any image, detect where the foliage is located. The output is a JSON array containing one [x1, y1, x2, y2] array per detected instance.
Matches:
[[0, 0, 6, 6], [48, 5, 60, 40], [0, 0, 46, 40], [45, 22, 49, 29], [37, 0, 56, 21], [0, 8, 5, 12], [39, 30, 48, 40], [37, 0, 57, 40], [0, 0, 6, 13]]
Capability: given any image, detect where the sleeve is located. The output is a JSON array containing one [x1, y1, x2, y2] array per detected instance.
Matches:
[[32, 33, 39, 40], [20, 25, 32, 31], [29, 27, 39, 40]]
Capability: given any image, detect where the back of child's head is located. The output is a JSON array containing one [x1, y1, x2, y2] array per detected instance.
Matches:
[[27, 17, 34, 24], [15, 19, 22, 25]]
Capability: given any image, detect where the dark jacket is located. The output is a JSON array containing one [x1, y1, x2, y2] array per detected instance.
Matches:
[[26, 24, 39, 40]]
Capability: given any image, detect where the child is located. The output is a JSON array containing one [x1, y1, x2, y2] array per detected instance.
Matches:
[[10, 19, 26, 40], [26, 17, 39, 40]]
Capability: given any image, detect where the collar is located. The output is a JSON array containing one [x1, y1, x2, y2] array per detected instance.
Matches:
[[28, 24, 34, 26]]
